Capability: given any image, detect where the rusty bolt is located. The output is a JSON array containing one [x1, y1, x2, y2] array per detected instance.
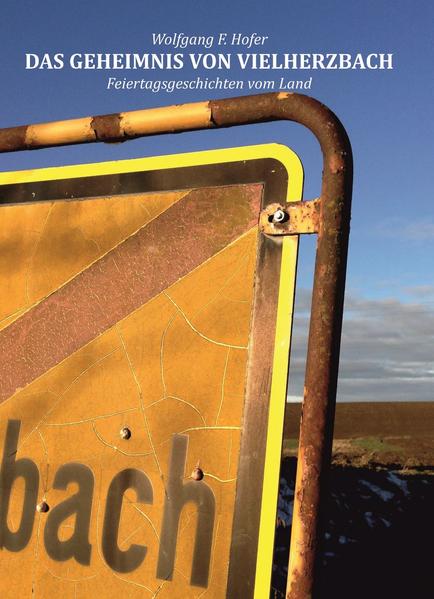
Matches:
[[191, 467, 204, 481], [270, 208, 289, 224], [36, 501, 49, 513], [120, 427, 131, 440]]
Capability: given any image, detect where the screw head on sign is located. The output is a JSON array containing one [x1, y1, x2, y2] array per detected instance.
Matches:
[[271, 208, 289, 224], [120, 427, 132, 440], [36, 501, 49, 513], [191, 467, 204, 481]]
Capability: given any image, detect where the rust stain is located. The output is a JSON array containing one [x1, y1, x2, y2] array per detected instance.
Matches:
[[260, 199, 321, 236], [0, 124, 28, 152], [90, 114, 123, 142]]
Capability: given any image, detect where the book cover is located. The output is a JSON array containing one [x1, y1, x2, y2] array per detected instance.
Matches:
[[0, 1, 432, 597]]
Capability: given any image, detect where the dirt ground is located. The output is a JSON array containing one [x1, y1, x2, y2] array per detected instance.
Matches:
[[283, 402, 434, 470]]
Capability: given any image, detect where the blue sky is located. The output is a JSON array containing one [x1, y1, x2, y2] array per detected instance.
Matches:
[[1, 0, 433, 401]]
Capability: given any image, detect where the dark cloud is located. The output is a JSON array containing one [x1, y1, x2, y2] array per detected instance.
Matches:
[[287, 289, 434, 402]]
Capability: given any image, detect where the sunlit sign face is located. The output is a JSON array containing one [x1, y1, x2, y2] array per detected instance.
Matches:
[[0, 145, 302, 598]]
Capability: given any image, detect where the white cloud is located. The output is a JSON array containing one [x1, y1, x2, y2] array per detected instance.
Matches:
[[287, 395, 303, 403], [287, 289, 434, 402], [374, 217, 434, 242]]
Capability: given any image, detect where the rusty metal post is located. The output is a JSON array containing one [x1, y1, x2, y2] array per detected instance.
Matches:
[[208, 94, 352, 599], [0, 92, 353, 598]]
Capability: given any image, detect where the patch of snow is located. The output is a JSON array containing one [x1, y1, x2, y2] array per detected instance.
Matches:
[[387, 471, 410, 496], [381, 518, 392, 528], [277, 493, 293, 523], [279, 480, 294, 497], [338, 535, 357, 544], [360, 479, 394, 501], [365, 511, 376, 528]]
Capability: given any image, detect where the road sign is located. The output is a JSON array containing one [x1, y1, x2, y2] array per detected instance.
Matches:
[[0, 144, 303, 598]]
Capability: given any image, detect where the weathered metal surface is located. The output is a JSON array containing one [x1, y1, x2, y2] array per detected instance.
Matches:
[[0, 151, 301, 598], [91, 113, 123, 142], [26, 117, 95, 148], [0, 185, 261, 403], [0, 184, 259, 597], [0, 92, 353, 599], [260, 199, 321, 235], [0, 102, 211, 152]]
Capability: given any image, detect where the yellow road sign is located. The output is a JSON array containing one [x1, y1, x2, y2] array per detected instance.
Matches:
[[0, 144, 303, 598]]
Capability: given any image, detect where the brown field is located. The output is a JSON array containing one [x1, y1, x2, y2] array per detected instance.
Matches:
[[283, 402, 434, 469]]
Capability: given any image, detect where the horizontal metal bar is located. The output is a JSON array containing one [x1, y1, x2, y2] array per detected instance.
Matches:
[[0, 102, 212, 152]]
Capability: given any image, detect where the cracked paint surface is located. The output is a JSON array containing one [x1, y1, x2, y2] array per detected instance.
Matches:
[[0, 185, 261, 597], [0, 190, 188, 332]]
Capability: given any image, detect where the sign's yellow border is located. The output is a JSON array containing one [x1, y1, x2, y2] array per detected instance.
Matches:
[[0, 144, 303, 598]]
